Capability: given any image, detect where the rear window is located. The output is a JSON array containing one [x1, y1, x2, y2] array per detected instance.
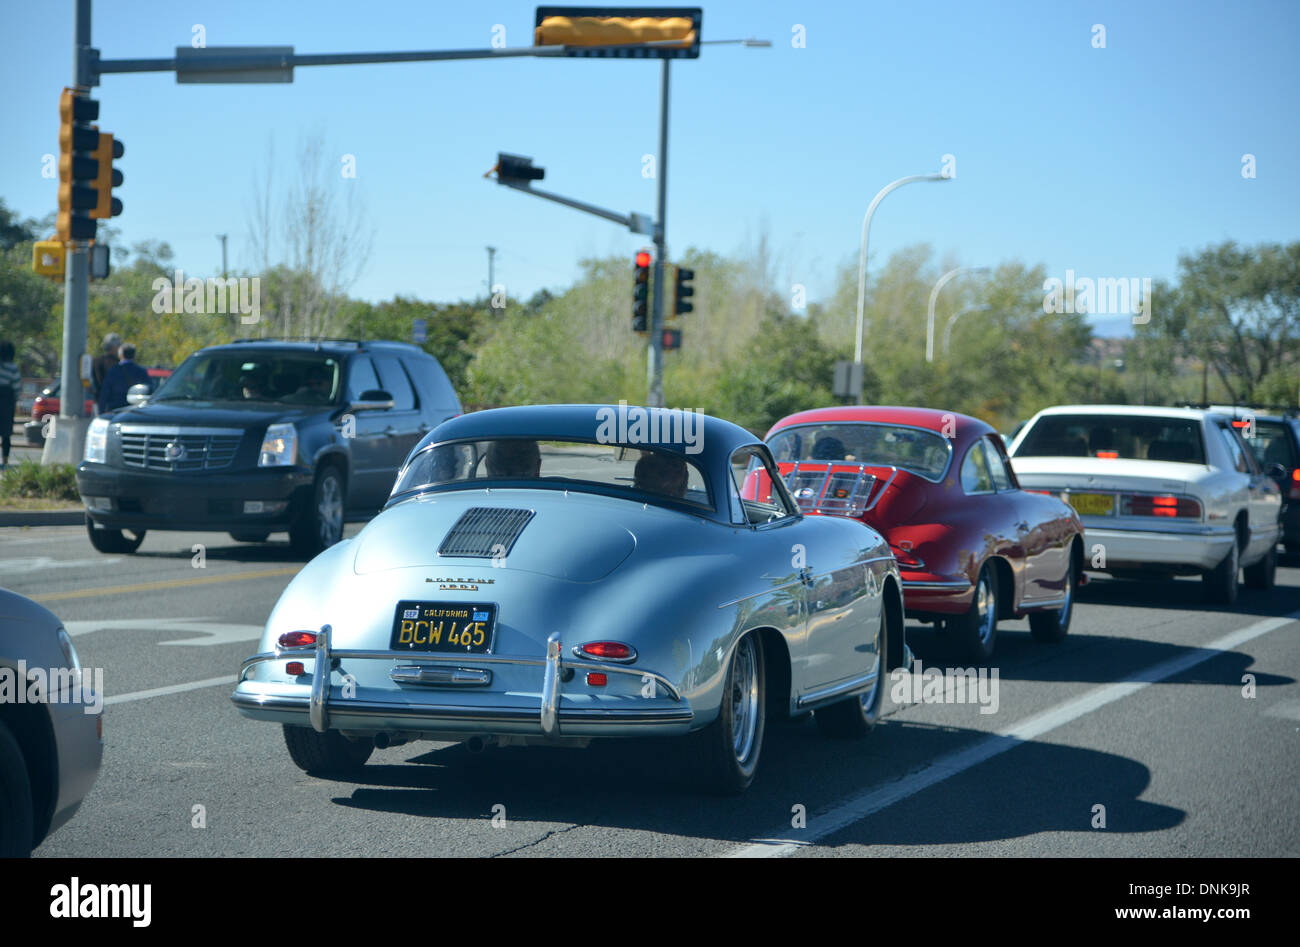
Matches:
[[1014, 414, 1206, 464], [767, 423, 951, 481], [391, 439, 711, 509]]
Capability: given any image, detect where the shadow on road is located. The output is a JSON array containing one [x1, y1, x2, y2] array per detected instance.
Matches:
[[320, 716, 1183, 848]]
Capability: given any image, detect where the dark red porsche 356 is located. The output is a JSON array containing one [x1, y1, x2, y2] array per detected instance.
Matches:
[[764, 406, 1085, 662]]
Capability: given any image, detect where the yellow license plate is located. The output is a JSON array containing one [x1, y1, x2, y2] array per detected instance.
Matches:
[[1068, 492, 1114, 516]]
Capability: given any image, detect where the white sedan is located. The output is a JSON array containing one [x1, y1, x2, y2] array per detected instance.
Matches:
[[1008, 405, 1281, 605]]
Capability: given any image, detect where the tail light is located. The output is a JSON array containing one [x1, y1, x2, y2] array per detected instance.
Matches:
[[278, 631, 317, 649], [586, 672, 608, 687], [1291, 469, 1300, 500], [1095, 450, 1119, 459], [1120, 494, 1202, 519], [575, 641, 636, 662], [889, 543, 926, 570], [285, 661, 306, 676]]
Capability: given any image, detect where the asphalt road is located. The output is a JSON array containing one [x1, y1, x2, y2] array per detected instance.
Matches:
[[5, 522, 1298, 858]]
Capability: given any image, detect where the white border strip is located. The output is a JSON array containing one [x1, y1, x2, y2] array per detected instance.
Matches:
[[724, 610, 1300, 858]]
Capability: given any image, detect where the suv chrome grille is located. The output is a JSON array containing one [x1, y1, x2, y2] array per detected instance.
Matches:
[[438, 507, 535, 558], [116, 425, 244, 472]]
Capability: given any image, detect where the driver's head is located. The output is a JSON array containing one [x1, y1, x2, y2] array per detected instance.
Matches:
[[634, 451, 688, 498], [486, 440, 541, 479], [812, 436, 846, 461], [240, 367, 268, 398], [303, 364, 332, 394]]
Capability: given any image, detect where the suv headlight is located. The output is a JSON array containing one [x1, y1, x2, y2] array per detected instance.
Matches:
[[259, 423, 298, 467], [84, 417, 110, 463]]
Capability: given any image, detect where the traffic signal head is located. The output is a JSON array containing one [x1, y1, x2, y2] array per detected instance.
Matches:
[[632, 248, 651, 332], [58, 88, 101, 243], [535, 7, 703, 59], [91, 133, 124, 220], [495, 152, 545, 185], [672, 265, 695, 316], [661, 326, 682, 350]]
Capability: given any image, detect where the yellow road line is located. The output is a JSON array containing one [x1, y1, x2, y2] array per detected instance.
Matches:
[[32, 566, 301, 603]]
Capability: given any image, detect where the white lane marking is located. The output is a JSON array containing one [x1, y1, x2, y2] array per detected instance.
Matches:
[[105, 676, 237, 706], [725, 610, 1300, 858], [0, 556, 120, 574], [62, 617, 263, 647]]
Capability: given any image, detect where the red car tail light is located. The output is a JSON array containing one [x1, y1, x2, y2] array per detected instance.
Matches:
[[1095, 450, 1119, 459], [278, 631, 317, 649], [1120, 494, 1202, 519], [586, 672, 608, 687], [1291, 469, 1300, 500], [285, 661, 306, 676], [576, 641, 636, 662]]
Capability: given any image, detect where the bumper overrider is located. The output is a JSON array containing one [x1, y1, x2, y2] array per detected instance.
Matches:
[[231, 627, 694, 740]]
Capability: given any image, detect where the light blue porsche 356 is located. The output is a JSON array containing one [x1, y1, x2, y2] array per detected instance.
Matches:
[[232, 404, 905, 792]]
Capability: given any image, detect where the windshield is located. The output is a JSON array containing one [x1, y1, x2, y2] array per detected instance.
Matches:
[[391, 439, 712, 509], [1014, 414, 1207, 464], [153, 352, 341, 406], [767, 423, 952, 481]]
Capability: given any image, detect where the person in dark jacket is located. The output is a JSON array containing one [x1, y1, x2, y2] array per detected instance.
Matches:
[[97, 342, 150, 414], [91, 332, 121, 402]]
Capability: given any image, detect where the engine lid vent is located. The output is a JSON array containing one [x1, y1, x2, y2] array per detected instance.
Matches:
[[438, 507, 536, 559]]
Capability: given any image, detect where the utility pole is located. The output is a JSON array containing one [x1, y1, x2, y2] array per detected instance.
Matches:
[[217, 233, 228, 277], [43, 0, 93, 465], [486, 246, 496, 302], [647, 59, 671, 409]]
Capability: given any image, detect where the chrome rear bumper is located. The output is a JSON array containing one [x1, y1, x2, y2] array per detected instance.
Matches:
[[233, 625, 691, 739]]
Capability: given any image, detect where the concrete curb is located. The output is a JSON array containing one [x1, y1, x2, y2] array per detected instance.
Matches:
[[0, 510, 85, 527]]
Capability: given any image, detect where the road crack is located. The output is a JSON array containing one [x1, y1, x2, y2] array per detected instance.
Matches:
[[491, 822, 582, 857]]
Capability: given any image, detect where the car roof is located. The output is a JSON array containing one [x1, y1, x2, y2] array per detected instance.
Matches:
[[425, 404, 758, 463], [200, 339, 428, 358], [1029, 404, 1220, 422], [766, 405, 993, 440]]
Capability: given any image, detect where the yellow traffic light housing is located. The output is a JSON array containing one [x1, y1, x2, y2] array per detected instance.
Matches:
[[57, 87, 100, 243], [90, 132, 124, 220], [535, 6, 702, 58]]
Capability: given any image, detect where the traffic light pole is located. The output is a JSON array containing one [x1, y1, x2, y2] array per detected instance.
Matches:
[[647, 59, 670, 410], [44, 0, 93, 465]]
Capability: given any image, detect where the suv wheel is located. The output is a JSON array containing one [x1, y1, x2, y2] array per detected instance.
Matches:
[[291, 466, 345, 556], [85, 515, 145, 554]]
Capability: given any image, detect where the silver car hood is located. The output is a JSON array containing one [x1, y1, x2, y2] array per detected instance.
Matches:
[[352, 489, 643, 582]]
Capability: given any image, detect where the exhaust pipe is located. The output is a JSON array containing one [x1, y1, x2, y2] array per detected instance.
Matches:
[[465, 736, 496, 754], [373, 732, 409, 750]]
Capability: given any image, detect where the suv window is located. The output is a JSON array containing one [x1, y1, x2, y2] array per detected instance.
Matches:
[[1242, 419, 1298, 471], [152, 351, 340, 405], [961, 442, 994, 494], [375, 355, 417, 412], [346, 356, 381, 403]]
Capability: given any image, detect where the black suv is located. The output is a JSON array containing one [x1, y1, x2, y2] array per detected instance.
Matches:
[[76, 339, 461, 556], [1209, 406, 1300, 555]]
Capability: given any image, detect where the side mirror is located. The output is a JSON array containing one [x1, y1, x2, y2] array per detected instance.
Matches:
[[1267, 462, 1287, 483], [126, 383, 151, 406], [350, 389, 394, 412]]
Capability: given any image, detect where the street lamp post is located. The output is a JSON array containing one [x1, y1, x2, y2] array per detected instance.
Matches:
[[853, 172, 950, 402], [942, 303, 992, 358], [926, 266, 988, 363]]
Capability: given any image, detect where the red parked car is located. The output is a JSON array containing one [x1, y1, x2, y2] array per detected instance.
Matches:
[[764, 406, 1085, 662], [24, 369, 172, 445]]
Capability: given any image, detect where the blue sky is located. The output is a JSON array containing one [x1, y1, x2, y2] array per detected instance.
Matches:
[[3, 0, 1297, 336]]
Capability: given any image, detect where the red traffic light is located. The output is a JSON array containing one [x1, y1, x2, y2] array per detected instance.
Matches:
[[635, 250, 652, 268]]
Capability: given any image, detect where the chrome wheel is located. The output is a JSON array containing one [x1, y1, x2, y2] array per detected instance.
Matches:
[[317, 473, 344, 547], [975, 572, 996, 645], [730, 636, 760, 764]]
